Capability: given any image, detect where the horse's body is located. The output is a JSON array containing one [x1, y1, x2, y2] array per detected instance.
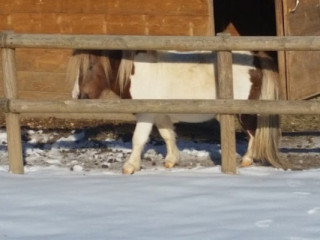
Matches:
[[67, 49, 288, 174]]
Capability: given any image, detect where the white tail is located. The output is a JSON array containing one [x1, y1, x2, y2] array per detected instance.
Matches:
[[252, 52, 290, 169]]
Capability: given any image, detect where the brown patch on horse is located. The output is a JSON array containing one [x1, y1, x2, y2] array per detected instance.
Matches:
[[248, 53, 263, 100], [248, 69, 262, 100], [79, 55, 109, 99], [238, 53, 263, 136], [99, 89, 121, 99]]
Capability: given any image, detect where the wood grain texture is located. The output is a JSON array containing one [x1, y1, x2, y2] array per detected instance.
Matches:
[[4, 34, 320, 51], [16, 91, 71, 100], [0, 48, 72, 100], [3, 13, 211, 35], [217, 47, 237, 174], [0, 0, 212, 35], [18, 72, 67, 92], [219, 115, 237, 174], [1, 47, 24, 174], [275, 0, 287, 99], [7, 99, 320, 115], [2, 48, 18, 99], [15, 49, 71, 72], [5, 113, 24, 174], [283, 0, 320, 99], [0, 0, 209, 15], [0, 49, 71, 73]]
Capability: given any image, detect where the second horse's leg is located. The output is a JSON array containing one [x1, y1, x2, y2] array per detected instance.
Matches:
[[155, 115, 180, 168]]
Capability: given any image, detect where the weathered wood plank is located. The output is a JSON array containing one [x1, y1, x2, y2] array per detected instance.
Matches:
[[7, 13, 62, 33], [19, 112, 135, 121], [0, 15, 9, 30], [3, 13, 210, 35], [15, 49, 71, 72], [1, 47, 24, 174], [18, 72, 68, 92], [16, 91, 71, 100], [61, 0, 209, 15], [217, 43, 237, 175], [0, 48, 71, 99], [8, 99, 320, 115], [0, 0, 211, 35], [283, 0, 320, 99], [275, 0, 287, 99], [0, 0, 210, 15], [0, 0, 63, 14], [3, 33, 320, 51]]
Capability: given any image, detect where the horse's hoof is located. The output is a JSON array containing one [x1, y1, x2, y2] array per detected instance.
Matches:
[[122, 167, 135, 175], [164, 161, 175, 169], [240, 157, 253, 167], [122, 163, 139, 175]]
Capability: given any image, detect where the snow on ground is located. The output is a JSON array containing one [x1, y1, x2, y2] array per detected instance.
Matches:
[[0, 127, 320, 239]]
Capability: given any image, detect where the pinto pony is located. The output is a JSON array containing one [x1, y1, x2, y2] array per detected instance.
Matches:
[[67, 49, 288, 174]]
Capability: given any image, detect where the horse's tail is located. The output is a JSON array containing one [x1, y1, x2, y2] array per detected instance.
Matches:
[[251, 52, 290, 169], [117, 51, 135, 95]]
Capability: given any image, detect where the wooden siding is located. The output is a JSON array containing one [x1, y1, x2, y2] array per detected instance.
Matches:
[[0, 0, 213, 100], [0, 0, 211, 35], [283, 0, 320, 99]]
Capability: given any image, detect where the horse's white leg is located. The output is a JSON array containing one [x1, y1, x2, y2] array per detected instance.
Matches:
[[241, 131, 254, 167], [238, 114, 256, 167], [122, 114, 154, 174], [155, 115, 180, 169]]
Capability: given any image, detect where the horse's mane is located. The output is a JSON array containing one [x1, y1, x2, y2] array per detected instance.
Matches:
[[117, 50, 135, 95]]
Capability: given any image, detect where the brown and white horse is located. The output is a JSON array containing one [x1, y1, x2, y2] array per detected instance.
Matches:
[[67, 49, 288, 174]]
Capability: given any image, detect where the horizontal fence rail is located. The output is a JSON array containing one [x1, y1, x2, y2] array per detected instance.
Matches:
[[2, 32, 320, 51], [0, 99, 319, 115]]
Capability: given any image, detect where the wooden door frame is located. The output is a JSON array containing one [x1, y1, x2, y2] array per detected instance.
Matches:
[[275, 0, 288, 100]]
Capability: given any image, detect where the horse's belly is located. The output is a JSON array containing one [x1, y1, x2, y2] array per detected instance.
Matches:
[[130, 56, 216, 100], [130, 51, 254, 100]]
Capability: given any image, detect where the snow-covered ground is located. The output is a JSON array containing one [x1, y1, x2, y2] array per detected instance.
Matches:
[[0, 127, 320, 239]]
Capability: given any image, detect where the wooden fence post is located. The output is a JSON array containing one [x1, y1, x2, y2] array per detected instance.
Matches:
[[2, 34, 24, 174], [217, 33, 237, 174]]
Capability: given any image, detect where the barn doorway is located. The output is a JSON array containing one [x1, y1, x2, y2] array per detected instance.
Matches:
[[213, 0, 277, 36]]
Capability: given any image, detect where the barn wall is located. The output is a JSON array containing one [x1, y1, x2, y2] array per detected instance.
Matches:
[[282, 0, 320, 100], [0, 0, 213, 100]]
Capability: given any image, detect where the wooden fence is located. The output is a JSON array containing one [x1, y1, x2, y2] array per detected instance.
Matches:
[[1, 31, 320, 175]]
